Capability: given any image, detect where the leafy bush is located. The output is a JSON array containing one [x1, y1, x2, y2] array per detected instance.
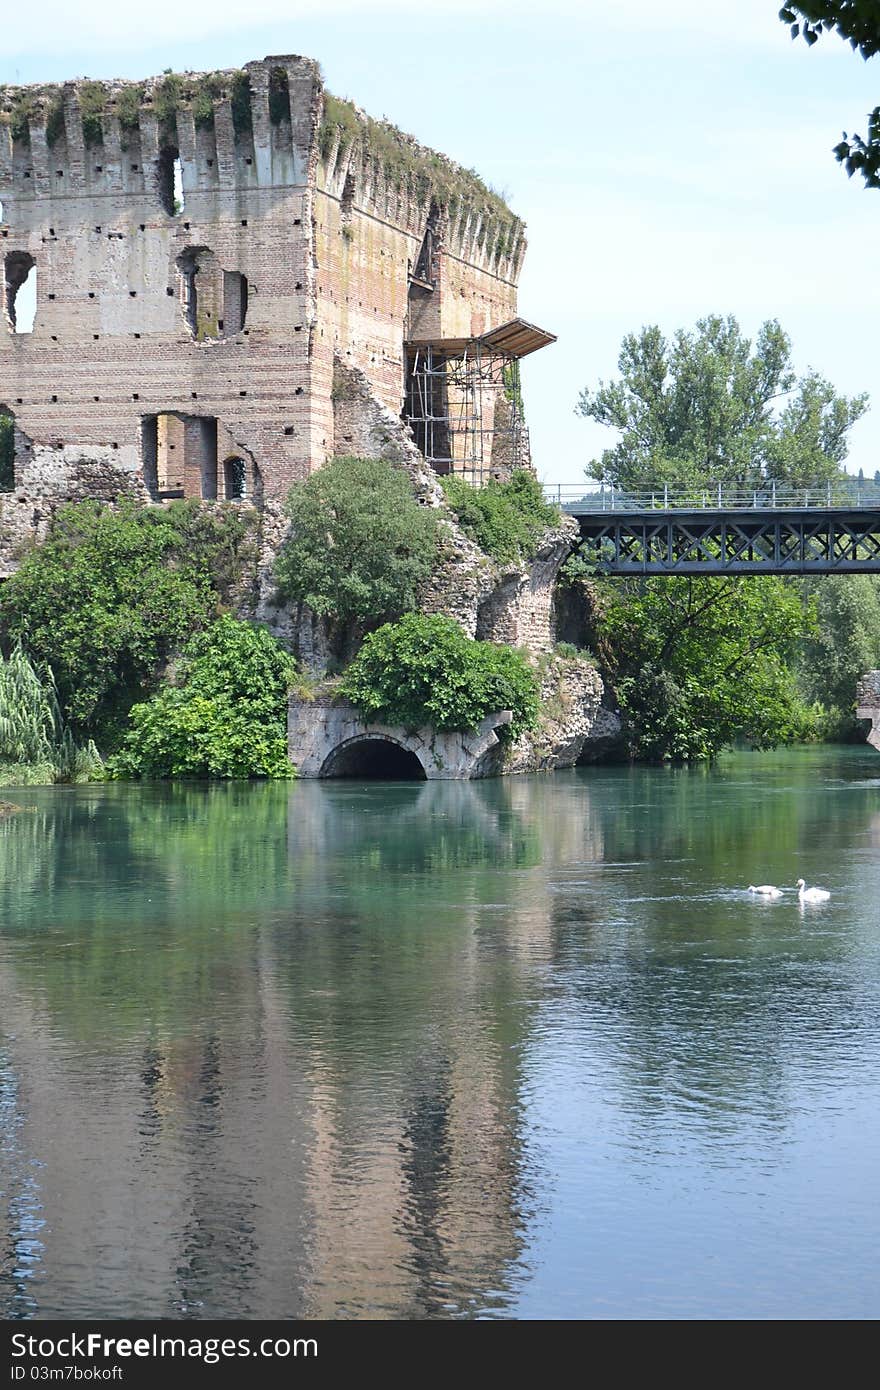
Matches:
[[0, 645, 102, 785], [0, 500, 257, 741], [275, 456, 440, 625], [440, 470, 560, 566], [340, 612, 539, 741], [111, 616, 296, 780]]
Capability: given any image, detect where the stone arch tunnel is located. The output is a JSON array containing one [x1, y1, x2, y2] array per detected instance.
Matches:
[[288, 696, 513, 780], [320, 736, 428, 780]]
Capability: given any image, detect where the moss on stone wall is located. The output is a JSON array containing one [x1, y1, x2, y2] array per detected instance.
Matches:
[[1, 69, 252, 149], [319, 92, 524, 258]]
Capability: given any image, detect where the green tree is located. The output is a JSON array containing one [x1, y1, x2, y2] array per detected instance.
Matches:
[[275, 457, 440, 627], [340, 612, 539, 741], [0, 500, 256, 740], [577, 315, 867, 491], [111, 616, 296, 779], [0, 411, 14, 491], [780, 3, 880, 188], [587, 575, 818, 761], [797, 574, 880, 734]]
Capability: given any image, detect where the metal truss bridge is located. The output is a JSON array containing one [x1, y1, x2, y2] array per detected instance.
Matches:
[[542, 484, 880, 576]]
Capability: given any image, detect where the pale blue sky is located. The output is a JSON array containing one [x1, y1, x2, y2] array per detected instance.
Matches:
[[4, 0, 878, 483]]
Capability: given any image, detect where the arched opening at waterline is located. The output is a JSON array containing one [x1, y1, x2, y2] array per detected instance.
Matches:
[[320, 738, 427, 781]]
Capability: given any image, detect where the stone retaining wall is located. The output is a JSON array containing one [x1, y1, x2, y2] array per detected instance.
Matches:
[[856, 670, 880, 751]]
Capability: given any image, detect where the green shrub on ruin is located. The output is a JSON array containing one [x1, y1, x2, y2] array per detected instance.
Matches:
[[230, 71, 252, 135], [45, 93, 66, 147], [79, 81, 107, 145], [440, 469, 560, 567], [111, 616, 295, 780], [4, 89, 37, 143], [275, 457, 440, 626], [0, 499, 257, 743], [155, 71, 186, 143], [340, 612, 539, 741], [116, 86, 144, 133], [192, 73, 224, 131]]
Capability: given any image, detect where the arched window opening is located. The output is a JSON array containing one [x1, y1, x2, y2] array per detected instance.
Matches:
[[157, 147, 183, 216], [5, 252, 37, 334], [176, 247, 221, 341], [223, 456, 246, 500], [0, 406, 15, 491], [321, 738, 426, 780]]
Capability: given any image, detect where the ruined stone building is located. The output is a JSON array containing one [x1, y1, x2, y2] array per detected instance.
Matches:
[[0, 55, 554, 568]]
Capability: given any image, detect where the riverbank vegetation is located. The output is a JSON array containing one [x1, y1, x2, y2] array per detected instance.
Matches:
[[111, 616, 295, 780], [574, 314, 877, 759], [580, 575, 818, 762], [0, 645, 102, 786], [0, 500, 293, 783], [0, 500, 258, 744]]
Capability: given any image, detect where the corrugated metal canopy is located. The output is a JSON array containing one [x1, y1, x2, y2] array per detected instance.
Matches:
[[406, 317, 556, 359], [478, 318, 557, 357]]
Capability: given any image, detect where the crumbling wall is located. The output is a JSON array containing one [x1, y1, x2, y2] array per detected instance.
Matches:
[[501, 653, 620, 774], [856, 670, 880, 752], [315, 104, 524, 430], [1, 57, 530, 520], [0, 58, 322, 506]]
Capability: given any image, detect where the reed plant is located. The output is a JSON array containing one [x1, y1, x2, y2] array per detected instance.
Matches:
[[0, 646, 102, 785]]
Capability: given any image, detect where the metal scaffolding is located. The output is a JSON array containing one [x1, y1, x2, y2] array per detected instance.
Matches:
[[403, 319, 555, 485]]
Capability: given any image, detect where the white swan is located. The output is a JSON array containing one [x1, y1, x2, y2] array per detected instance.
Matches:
[[796, 878, 830, 903], [749, 884, 782, 898]]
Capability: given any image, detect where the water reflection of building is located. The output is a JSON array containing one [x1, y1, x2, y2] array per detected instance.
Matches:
[[2, 777, 602, 1318]]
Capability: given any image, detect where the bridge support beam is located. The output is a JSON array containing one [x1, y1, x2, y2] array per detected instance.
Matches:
[[570, 506, 880, 576]]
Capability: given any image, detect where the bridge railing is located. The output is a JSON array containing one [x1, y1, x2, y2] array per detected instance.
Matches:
[[541, 481, 880, 512]]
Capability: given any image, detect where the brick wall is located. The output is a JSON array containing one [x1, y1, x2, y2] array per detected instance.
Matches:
[[0, 57, 529, 535]]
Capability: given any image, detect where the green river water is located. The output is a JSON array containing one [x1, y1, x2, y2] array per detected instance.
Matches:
[[1, 744, 878, 1319]]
